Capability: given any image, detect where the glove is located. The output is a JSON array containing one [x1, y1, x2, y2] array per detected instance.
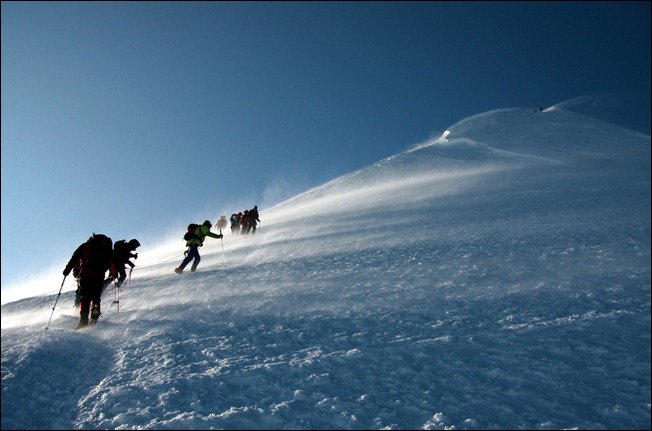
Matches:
[[134, 253, 138, 259], [63, 268, 70, 276], [218, 234, 223, 239]]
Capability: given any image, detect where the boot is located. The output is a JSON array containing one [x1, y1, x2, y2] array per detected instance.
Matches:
[[174, 267, 183, 274], [76, 316, 89, 329], [190, 264, 198, 273], [90, 305, 101, 325]]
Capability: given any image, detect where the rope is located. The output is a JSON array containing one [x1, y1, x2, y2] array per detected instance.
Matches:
[[131, 252, 185, 271]]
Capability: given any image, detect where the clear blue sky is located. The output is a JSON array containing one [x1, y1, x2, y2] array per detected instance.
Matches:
[[2, 1, 650, 289]]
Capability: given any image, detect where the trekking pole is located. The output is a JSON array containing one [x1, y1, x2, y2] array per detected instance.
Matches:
[[215, 229, 225, 267], [219, 229, 226, 267], [112, 282, 118, 303], [45, 276, 67, 331], [110, 281, 121, 312]]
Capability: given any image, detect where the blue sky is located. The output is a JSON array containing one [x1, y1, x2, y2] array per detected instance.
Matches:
[[1, 1, 650, 289]]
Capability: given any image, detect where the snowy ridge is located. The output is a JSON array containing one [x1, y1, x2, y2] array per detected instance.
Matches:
[[2, 108, 650, 430]]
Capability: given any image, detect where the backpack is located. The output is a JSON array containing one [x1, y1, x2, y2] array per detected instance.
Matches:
[[184, 223, 200, 241], [89, 233, 113, 253], [114, 239, 127, 255], [114, 239, 135, 262], [82, 233, 114, 275]]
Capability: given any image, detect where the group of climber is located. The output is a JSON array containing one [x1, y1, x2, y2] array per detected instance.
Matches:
[[174, 205, 261, 274], [62, 234, 140, 328], [229, 205, 261, 235], [62, 205, 261, 328]]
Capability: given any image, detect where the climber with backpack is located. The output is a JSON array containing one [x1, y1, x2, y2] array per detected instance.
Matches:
[[240, 210, 250, 234], [104, 238, 140, 291], [63, 233, 114, 328], [248, 205, 261, 235], [174, 220, 223, 274], [230, 213, 241, 235], [216, 215, 228, 231]]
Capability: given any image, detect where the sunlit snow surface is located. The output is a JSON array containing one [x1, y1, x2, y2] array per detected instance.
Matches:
[[2, 108, 650, 429]]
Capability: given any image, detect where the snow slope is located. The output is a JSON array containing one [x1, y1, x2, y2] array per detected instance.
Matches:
[[2, 107, 650, 430]]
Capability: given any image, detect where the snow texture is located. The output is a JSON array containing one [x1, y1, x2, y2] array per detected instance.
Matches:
[[2, 108, 650, 430]]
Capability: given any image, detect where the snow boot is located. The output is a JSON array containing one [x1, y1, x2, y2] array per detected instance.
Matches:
[[76, 317, 89, 329], [90, 305, 101, 325], [174, 267, 183, 274]]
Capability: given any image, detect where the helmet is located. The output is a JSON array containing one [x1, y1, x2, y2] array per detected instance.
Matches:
[[203, 220, 212, 227], [128, 239, 141, 248]]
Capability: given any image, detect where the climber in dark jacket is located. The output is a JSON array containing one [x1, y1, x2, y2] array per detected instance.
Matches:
[[63, 233, 114, 328]]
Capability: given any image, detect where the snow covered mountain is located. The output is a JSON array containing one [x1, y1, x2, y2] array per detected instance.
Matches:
[[2, 107, 650, 430]]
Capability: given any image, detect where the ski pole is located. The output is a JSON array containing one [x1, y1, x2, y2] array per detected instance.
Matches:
[[110, 281, 121, 312], [219, 229, 226, 267], [45, 276, 67, 331]]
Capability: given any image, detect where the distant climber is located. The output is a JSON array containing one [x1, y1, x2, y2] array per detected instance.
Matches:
[[230, 213, 241, 235], [216, 215, 228, 231], [247, 205, 261, 235]]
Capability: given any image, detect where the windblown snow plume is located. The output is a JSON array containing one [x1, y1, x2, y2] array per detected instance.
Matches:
[[2, 108, 650, 430]]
